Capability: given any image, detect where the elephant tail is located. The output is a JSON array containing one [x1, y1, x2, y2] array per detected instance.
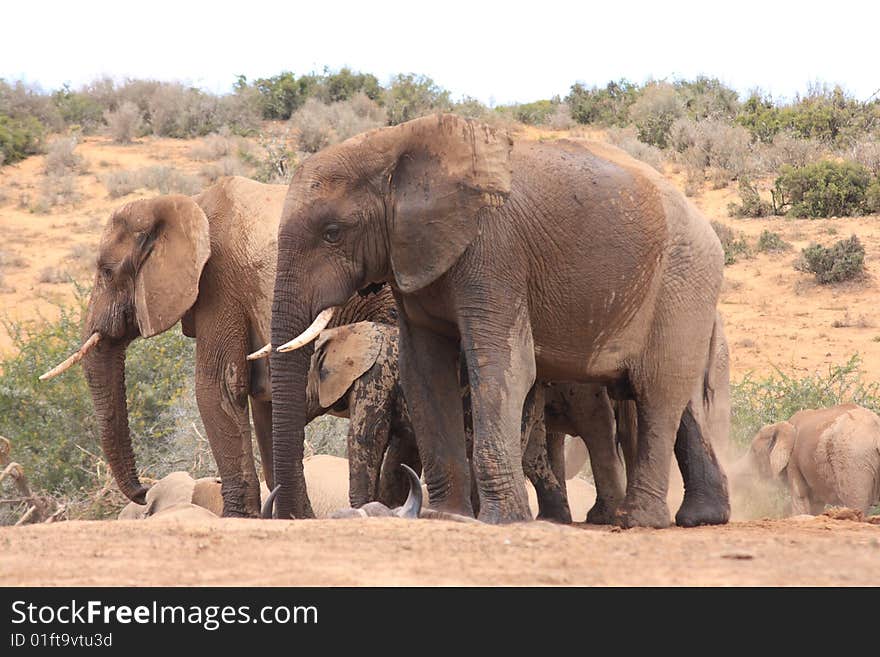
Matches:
[[702, 314, 722, 409]]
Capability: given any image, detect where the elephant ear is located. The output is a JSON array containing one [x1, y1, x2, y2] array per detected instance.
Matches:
[[311, 322, 386, 409], [130, 196, 210, 338], [768, 422, 797, 476], [388, 114, 512, 293]]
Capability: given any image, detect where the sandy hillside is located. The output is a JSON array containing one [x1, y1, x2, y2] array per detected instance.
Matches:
[[3, 127, 880, 380]]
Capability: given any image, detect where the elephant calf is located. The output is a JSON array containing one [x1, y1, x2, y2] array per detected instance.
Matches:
[[733, 404, 880, 515]]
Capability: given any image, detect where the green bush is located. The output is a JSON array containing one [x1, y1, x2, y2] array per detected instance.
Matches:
[[674, 76, 740, 120], [797, 235, 865, 284], [507, 99, 557, 126], [243, 71, 317, 120], [629, 82, 684, 149], [566, 79, 640, 126], [0, 114, 44, 164], [731, 355, 880, 450], [736, 93, 784, 143], [756, 229, 791, 253], [312, 67, 382, 104], [0, 291, 200, 500], [51, 84, 104, 133], [711, 220, 751, 264], [727, 179, 773, 217], [866, 179, 880, 213], [384, 73, 451, 125], [773, 160, 874, 217]]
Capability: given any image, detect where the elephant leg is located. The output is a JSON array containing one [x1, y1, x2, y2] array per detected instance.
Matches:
[[251, 398, 274, 490], [615, 399, 639, 484], [522, 399, 571, 523], [195, 366, 261, 518], [673, 402, 731, 526], [460, 359, 481, 516], [397, 316, 473, 516], [568, 387, 625, 524], [546, 432, 566, 490], [346, 375, 394, 508], [459, 304, 534, 524], [378, 417, 422, 508]]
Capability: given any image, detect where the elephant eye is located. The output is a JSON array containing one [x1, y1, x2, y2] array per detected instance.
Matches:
[[100, 265, 114, 280], [323, 224, 341, 244]]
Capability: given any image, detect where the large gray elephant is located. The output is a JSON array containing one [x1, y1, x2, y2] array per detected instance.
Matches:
[[268, 114, 729, 527], [41, 176, 396, 516]]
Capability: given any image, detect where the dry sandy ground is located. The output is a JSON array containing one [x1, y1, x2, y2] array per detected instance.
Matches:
[[1, 515, 878, 586]]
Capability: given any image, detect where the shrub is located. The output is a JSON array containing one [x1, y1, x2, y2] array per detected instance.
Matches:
[[674, 76, 740, 121], [0, 293, 201, 504], [756, 230, 791, 253], [867, 180, 880, 214], [507, 99, 557, 126], [0, 114, 44, 164], [147, 83, 220, 138], [101, 166, 202, 198], [104, 101, 144, 144], [736, 92, 784, 143], [384, 73, 451, 125], [200, 157, 247, 182], [51, 84, 104, 133], [312, 67, 382, 104], [243, 128, 298, 184], [848, 138, 880, 177], [773, 160, 873, 217], [711, 220, 751, 264], [730, 355, 880, 450], [0, 79, 62, 130], [548, 103, 575, 130], [797, 235, 865, 284], [33, 173, 80, 212], [44, 136, 85, 176], [754, 130, 824, 173], [670, 117, 754, 186], [451, 96, 490, 120], [245, 71, 316, 120], [566, 79, 640, 126], [629, 82, 684, 149], [782, 84, 862, 145], [290, 95, 386, 153], [727, 178, 773, 218], [605, 126, 664, 171]]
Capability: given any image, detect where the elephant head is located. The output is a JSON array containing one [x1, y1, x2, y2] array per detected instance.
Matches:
[[732, 421, 797, 486], [43, 196, 210, 503], [268, 114, 512, 517]]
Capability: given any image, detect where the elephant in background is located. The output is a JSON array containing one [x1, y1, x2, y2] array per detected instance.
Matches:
[[43, 176, 396, 517], [268, 114, 728, 527], [731, 404, 880, 515]]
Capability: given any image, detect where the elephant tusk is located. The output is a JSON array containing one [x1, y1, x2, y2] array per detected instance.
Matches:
[[396, 464, 423, 519], [261, 485, 281, 519], [276, 307, 338, 353], [247, 343, 272, 361], [39, 332, 102, 381]]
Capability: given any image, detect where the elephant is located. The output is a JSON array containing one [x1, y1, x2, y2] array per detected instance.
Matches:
[[731, 404, 880, 515], [267, 113, 729, 527], [42, 176, 397, 517], [117, 471, 227, 519]]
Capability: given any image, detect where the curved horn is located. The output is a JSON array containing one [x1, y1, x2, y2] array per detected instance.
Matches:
[[261, 485, 281, 519], [396, 464, 422, 519], [276, 307, 337, 353], [39, 332, 102, 381], [247, 343, 272, 361]]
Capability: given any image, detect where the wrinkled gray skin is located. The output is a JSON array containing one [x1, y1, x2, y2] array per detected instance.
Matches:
[[78, 176, 396, 517], [732, 404, 880, 515], [269, 114, 729, 527]]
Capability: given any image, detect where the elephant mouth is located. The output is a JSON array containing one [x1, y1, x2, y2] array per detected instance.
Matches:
[[357, 282, 387, 297]]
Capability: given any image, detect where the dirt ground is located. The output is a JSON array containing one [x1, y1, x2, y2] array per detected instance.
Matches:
[[1, 515, 878, 586]]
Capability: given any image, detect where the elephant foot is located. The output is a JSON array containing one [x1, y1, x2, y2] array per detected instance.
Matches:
[[614, 494, 671, 529], [675, 492, 730, 527], [585, 497, 621, 525], [477, 498, 532, 524], [536, 505, 572, 524]]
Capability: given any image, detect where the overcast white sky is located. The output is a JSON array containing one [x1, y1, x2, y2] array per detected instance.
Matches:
[[2, 0, 878, 104]]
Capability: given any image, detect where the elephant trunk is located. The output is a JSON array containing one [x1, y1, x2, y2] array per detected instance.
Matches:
[[82, 339, 148, 504], [269, 264, 316, 519]]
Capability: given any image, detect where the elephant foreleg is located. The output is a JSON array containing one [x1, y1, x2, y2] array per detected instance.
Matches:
[[522, 400, 572, 523], [397, 314, 473, 516], [459, 303, 534, 524], [195, 361, 261, 518]]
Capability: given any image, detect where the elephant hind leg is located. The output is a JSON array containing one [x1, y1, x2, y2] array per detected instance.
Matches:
[[673, 402, 730, 527], [251, 399, 274, 490]]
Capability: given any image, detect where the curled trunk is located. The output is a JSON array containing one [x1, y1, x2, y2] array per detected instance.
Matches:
[[82, 340, 148, 504]]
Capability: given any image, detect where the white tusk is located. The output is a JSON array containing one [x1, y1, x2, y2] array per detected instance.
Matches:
[[276, 308, 337, 353], [39, 332, 102, 381], [247, 343, 272, 361]]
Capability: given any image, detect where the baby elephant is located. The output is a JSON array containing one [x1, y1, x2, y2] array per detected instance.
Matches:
[[735, 404, 880, 515]]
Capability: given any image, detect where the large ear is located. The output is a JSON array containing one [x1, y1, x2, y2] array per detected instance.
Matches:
[[129, 196, 210, 338], [311, 322, 386, 409], [768, 422, 796, 476], [388, 114, 512, 293]]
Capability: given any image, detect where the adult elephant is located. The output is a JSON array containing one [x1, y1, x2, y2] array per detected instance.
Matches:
[[269, 114, 729, 527], [42, 176, 395, 517]]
